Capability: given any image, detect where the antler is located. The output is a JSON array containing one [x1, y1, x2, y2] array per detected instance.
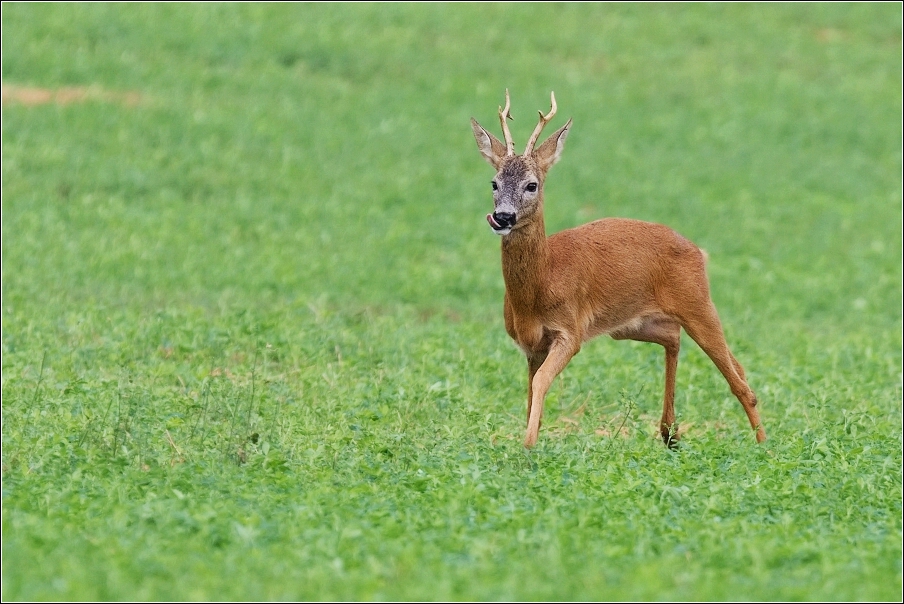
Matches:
[[498, 89, 515, 156], [524, 91, 558, 155]]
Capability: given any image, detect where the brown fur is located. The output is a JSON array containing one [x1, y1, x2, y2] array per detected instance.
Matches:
[[471, 93, 766, 448]]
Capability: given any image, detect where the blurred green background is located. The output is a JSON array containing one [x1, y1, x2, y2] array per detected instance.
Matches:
[[3, 4, 900, 327]]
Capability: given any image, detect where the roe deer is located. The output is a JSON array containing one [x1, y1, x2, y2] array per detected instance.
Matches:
[[470, 90, 766, 448]]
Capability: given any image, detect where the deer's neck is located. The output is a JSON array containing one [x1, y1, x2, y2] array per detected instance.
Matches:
[[500, 214, 549, 311]]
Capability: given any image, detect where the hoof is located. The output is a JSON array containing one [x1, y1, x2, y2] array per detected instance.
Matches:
[[755, 426, 767, 443], [661, 424, 680, 450]]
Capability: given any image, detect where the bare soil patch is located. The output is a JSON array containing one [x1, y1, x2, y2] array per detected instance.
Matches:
[[2, 84, 141, 107]]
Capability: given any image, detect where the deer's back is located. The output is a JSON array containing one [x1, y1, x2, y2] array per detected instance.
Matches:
[[544, 217, 709, 333]]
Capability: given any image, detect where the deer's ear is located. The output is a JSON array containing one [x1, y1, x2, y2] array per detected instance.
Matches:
[[471, 118, 507, 169], [533, 118, 572, 172]]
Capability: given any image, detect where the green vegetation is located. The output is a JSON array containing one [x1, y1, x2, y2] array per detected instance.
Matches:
[[2, 4, 901, 600]]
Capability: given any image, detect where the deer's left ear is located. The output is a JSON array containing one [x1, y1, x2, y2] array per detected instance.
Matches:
[[533, 118, 572, 172]]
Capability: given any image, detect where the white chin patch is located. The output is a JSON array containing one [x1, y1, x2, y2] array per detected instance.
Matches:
[[492, 227, 512, 236]]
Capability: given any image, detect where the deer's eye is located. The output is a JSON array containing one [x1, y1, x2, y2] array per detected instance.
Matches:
[[526, 182, 538, 192], [491, 181, 498, 191]]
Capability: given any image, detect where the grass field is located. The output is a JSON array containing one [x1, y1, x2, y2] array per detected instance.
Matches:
[[2, 4, 902, 600]]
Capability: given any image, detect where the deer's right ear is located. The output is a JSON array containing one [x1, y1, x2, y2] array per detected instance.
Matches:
[[471, 118, 507, 169]]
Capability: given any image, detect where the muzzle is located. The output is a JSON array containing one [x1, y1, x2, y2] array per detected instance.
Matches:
[[487, 211, 516, 234]]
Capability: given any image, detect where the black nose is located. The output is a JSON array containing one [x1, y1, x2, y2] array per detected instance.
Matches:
[[493, 212, 516, 228]]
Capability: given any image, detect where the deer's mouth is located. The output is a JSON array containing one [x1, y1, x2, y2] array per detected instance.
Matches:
[[487, 212, 514, 236]]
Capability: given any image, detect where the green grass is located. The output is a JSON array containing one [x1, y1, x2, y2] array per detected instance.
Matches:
[[2, 3, 901, 600]]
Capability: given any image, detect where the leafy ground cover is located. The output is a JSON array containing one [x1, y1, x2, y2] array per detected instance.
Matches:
[[2, 3, 901, 600]]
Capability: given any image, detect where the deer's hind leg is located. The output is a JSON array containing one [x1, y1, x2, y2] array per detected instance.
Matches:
[[611, 315, 682, 447], [678, 301, 766, 443]]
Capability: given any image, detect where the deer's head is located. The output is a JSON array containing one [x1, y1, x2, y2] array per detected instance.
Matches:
[[471, 90, 571, 236]]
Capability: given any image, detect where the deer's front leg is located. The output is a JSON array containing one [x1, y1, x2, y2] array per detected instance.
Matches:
[[525, 336, 580, 448], [526, 351, 547, 425], [514, 315, 550, 428]]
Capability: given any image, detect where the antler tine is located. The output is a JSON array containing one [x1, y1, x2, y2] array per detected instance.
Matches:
[[498, 88, 515, 156], [524, 91, 558, 155]]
